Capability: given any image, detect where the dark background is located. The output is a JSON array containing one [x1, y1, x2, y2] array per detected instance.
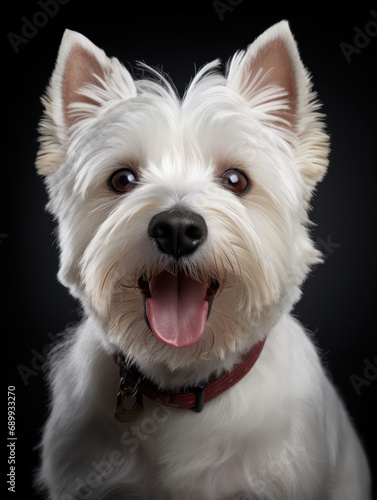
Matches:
[[3, 2, 377, 498]]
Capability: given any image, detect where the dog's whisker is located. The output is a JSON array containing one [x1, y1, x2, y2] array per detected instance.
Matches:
[[199, 327, 216, 359]]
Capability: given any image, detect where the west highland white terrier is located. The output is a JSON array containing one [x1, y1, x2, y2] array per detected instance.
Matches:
[[36, 21, 371, 499]]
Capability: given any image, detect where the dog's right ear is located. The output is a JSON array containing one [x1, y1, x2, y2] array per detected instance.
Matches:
[[36, 30, 136, 176]]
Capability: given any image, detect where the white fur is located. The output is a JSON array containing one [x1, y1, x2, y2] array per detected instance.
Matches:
[[36, 21, 371, 499]]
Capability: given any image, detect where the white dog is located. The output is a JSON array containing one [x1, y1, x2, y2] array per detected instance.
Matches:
[[36, 21, 371, 499]]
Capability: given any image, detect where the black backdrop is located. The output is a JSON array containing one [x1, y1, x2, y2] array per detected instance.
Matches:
[[3, 2, 377, 498]]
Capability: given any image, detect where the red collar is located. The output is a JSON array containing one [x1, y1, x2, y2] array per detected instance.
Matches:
[[114, 339, 265, 420]]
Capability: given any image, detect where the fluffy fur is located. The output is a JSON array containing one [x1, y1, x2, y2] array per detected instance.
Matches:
[[36, 21, 371, 499]]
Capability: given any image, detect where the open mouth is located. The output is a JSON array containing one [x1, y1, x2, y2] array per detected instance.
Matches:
[[138, 271, 219, 348]]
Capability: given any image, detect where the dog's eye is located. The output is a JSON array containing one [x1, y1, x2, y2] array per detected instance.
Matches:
[[109, 169, 137, 193], [222, 169, 249, 194]]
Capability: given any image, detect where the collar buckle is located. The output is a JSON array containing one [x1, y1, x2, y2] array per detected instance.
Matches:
[[190, 383, 207, 413]]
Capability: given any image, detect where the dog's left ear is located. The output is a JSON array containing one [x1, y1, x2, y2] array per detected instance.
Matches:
[[36, 30, 137, 176], [227, 21, 329, 197]]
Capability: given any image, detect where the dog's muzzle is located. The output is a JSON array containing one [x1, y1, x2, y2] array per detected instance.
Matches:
[[140, 209, 217, 348]]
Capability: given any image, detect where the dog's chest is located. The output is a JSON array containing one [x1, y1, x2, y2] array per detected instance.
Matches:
[[115, 398, 309, 500]]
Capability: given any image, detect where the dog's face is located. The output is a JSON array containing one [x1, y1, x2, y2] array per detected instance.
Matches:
[[37, 22, 329, 371]]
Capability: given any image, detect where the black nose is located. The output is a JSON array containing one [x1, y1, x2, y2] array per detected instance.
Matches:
[[148, 210, 208, 259]]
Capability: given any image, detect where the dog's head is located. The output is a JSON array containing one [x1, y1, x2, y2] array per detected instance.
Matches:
[[37, 22, 329, 371]]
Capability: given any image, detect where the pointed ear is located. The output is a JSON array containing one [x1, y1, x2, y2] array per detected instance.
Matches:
[[36, 30, 136, 176], [227, 21, 329, 196]]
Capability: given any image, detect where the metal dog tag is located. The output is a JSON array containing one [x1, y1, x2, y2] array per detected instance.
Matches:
[[115, 375, 144, 423]]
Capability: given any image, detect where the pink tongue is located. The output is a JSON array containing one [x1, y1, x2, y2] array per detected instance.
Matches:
[[146, 271, 208, 348]]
